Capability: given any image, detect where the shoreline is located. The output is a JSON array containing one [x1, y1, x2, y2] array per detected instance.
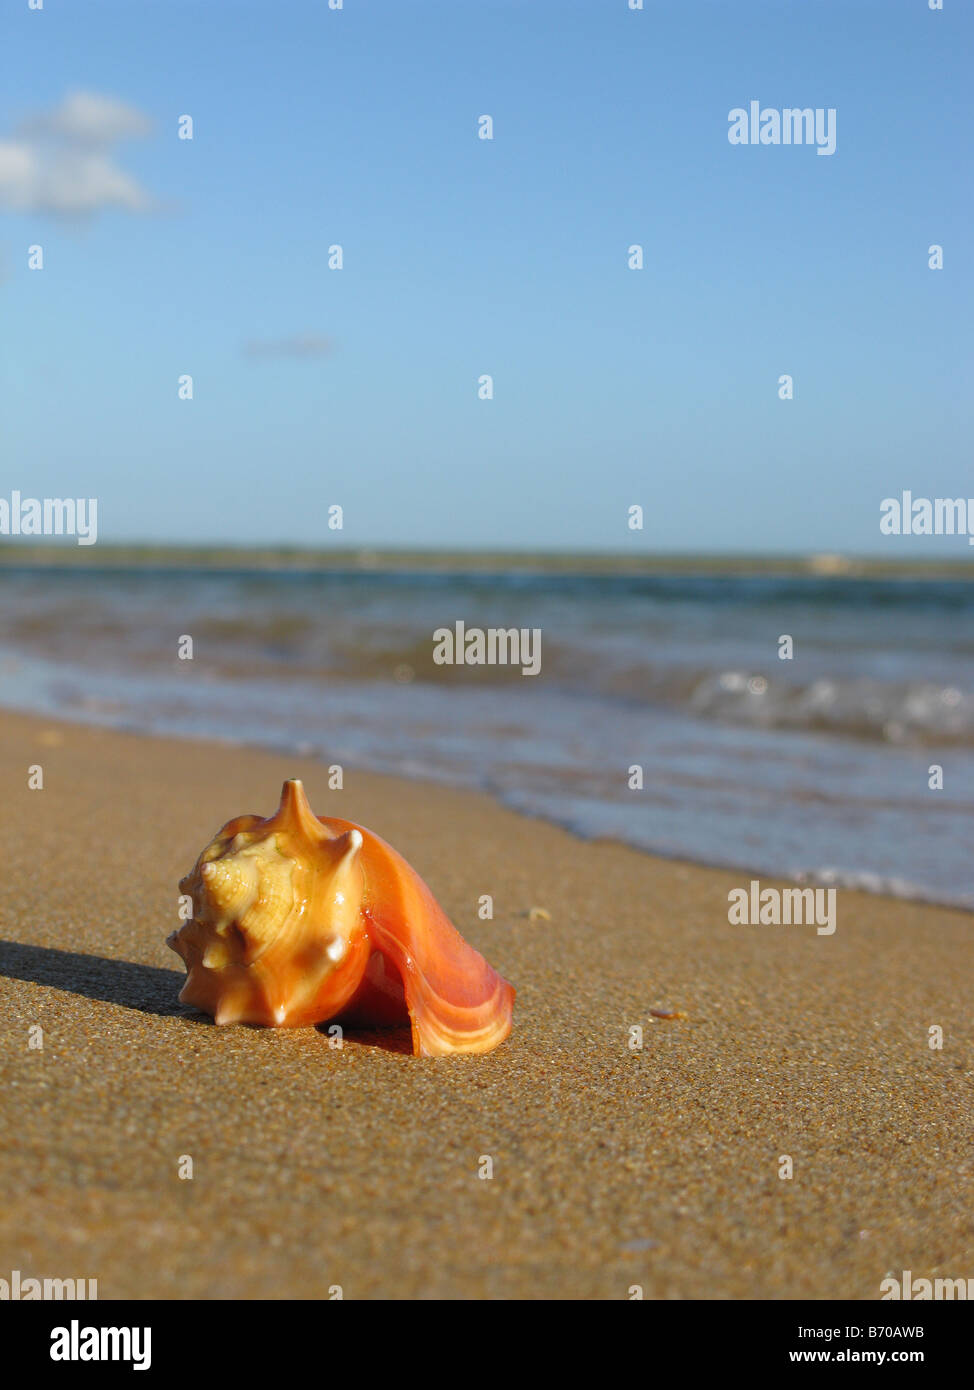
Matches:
[[1, 711, 971, 1298], [0, 695, 965, 913]]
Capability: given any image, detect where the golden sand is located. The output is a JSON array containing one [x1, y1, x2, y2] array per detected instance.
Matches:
[[1, 712, 971, 1298]]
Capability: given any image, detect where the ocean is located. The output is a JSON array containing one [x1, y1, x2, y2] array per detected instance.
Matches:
[[2, 563, 972, 908]]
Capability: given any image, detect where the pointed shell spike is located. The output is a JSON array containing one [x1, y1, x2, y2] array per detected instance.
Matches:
[[275, 777, 330, 843], [338, 827, 363, 860]]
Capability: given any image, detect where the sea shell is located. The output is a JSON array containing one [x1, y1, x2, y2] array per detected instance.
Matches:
[[167, 779, 514, 1056]]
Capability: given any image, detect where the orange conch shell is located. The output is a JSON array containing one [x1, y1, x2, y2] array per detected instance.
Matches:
[[167, 779, 514, 1056]]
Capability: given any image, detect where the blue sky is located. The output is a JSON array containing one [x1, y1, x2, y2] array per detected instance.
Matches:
[[2, 0, 971, 554]]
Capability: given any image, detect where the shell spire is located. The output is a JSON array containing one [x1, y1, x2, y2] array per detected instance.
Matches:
[[272, 778, 332, 844], [168, 780, 514, 1056]]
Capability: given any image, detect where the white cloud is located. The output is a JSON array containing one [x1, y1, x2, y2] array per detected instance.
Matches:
[[20, 91, 153, 145], [0, 90, 155, 217], [243, 333, 336, 360]]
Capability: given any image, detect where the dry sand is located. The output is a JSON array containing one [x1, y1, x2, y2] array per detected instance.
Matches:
[[1, 710, 971, 1299]]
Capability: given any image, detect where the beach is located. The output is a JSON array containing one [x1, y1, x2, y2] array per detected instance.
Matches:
[[1, 708, 971, 1300]]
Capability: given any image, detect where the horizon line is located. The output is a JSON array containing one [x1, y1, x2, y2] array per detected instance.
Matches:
[[1, 541, 972, 579]]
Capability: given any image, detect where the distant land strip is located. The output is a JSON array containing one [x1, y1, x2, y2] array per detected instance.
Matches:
[[0, 543, 972, 580]]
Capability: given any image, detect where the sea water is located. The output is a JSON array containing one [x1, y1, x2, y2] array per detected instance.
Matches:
[[1, 565, 971, 908]]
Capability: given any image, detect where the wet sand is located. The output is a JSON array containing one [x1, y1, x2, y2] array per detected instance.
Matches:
[[0, 710, 971, 1299]]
